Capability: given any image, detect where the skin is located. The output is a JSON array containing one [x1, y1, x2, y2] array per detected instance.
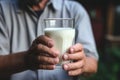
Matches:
[[31, 0, 98, 76], [0, 35, 59, 77], [0, 0, 98, 78], [62, 44, 98, 76]]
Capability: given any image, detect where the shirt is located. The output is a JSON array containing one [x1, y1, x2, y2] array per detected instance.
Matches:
[[0, 0, 99, 80]]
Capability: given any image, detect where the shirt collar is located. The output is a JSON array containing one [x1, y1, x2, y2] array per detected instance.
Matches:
[[48, 0, 64, 10]]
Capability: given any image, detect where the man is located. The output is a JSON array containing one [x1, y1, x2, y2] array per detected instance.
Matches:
[[0, 0, 98, 80]]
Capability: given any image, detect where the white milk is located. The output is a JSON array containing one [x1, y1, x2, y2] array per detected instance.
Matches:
[[44, 28, 75, 64]]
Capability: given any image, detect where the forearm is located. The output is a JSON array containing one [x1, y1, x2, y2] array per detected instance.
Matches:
[[0, 51, 28, 77], [83, 56, 98, 76]]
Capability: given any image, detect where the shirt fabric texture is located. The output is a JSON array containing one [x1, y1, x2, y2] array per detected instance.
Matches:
[[0, 0, 99, 80]]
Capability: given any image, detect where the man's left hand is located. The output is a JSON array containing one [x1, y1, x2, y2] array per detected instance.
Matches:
[[62, 43, 86, 76]]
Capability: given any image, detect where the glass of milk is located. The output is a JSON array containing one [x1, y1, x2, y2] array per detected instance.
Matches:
[[44, 18, 75, 67]]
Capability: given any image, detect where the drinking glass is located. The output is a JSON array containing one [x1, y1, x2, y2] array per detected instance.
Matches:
[[44, 18, 75, 68]]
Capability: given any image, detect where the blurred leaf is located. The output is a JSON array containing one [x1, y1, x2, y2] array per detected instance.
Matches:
[[86, 46, 120, 80]]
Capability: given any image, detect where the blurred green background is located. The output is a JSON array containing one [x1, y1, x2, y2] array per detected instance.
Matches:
[[76, 0, 120, 80]]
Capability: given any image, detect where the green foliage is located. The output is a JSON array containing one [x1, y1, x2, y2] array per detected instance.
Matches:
[[86, 45, 120, 80]]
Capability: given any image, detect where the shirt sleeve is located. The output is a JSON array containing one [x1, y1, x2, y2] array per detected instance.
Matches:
[[0, 3, 10, 55], [72, 2, 99, 60]]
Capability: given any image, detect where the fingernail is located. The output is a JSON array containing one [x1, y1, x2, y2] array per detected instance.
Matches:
[[63, 54, 68, 60], [53, 65, 56, 69], [55, 58, 59, 64], [64, 65, 68, 70], [54, 50, 59, 57], [56, 50, 60, 56], [68, 71, 72, 75]]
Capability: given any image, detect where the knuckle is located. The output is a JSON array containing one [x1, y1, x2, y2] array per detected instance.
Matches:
[[37, 44, 44, 50], [43, 57, 49, 63], [40, 65, 46, 69], [38, 35, 46, 42], [44, 57, 55, 64], [54, 58, 59, 64], [67, 63, 73, 69], [36, 45, 40, 50], [77, 43, 83, 49], [49, 65, 55, 69], [38, 44, 42, 49], [68, 54, 76, 60], [67, 54, 72, 60], [47, 57, 53, 63], [38, 56, 43, 62], [48, 48, 58, 57], [69, 70, 80, 76], [69, 71, 75, 76], [67, 54, 71, 59], [49, 57, 58, 64], [78, 43, 82, 47], [39, 35, 44, 39]]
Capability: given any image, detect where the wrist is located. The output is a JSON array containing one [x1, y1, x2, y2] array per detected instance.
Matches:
[[81, 57, 98, 77], [24, 50, 39, 70]]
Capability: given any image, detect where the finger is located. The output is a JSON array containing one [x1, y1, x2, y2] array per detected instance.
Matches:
[[68, 68, 83, 76], [39, 64, 56, 70], [35, 44, 59, 57], [63, 60, 84, 70], [68, 43, 83, 53], [63, 51, 84, 61], [38, 56, 59, 65], [33, 35, 54, 47]]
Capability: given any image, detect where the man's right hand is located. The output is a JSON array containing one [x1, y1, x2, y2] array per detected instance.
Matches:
[[25, 35, 59, 70]]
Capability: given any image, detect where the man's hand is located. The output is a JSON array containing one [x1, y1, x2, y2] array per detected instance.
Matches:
[[25, 35, 59, 70], [62, 43, 86, 76], [62, 43, 98, 76]]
